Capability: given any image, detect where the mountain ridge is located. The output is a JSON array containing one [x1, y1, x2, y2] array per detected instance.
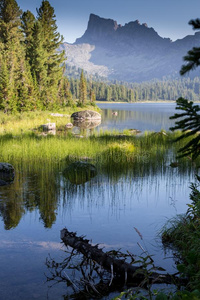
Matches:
[[61, 14, 200, 82]]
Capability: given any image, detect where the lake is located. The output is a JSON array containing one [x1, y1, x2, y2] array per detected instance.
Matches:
[[97, 102, 177, 132], [0, 103, 195, 299]]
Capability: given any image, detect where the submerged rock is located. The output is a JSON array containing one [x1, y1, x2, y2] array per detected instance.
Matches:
[[0, 162, 15, 184], [63, 161, 97, 184], [71, 110, 101, 120], [128, 129, 141, 134], [0, 179, 8, 186]]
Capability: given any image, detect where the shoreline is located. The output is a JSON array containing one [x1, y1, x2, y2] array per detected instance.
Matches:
[[96, 100, 177, 104], [96, 100, 200, 104]]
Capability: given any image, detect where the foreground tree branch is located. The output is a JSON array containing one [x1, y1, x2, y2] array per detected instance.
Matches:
[[60, 228, 187, 286]]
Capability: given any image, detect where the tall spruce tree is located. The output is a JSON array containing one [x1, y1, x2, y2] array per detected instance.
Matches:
[[79, 70, 87, 105], [21, 10, 36, 64], [0, 0, 35, 112], [36, 0, 65, 108]]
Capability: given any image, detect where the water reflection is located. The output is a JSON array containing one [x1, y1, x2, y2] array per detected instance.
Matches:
[[0, 163, 60, 229], [97, 103, 177, 132], [73, 119, 101, 129], [0, 156, 194, 232], [0, 155, 195, 299]]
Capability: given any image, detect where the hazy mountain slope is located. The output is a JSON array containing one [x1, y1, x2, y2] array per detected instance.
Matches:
[[61, 14, 200, 82]]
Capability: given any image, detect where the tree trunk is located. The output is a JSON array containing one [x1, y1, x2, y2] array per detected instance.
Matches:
[[60, 228, 187, 286]]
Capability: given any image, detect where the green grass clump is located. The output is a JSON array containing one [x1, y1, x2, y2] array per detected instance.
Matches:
[[161, 178, 200, 290], [100, 141, 135, 164]]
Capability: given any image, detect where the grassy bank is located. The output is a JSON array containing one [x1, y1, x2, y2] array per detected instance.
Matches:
[[0, 105, 100, 135], [161, 177, 200, 291], [0, 108, 198, 172]]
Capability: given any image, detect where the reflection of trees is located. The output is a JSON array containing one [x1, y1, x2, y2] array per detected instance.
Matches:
[[23, 163, 60, 228], [0, 139, 197, 231], [0, 195, 25, 230], [0, 162, 60, 230], [46, 250, 116, 299]]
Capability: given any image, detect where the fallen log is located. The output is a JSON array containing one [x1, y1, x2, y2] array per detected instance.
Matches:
[[60, 228, 187, 286]]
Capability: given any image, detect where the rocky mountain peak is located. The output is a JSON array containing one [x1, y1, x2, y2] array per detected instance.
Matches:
[[75, 14, 119, 44], [64, 14, 200, 82], [75, 14, 170, 47]]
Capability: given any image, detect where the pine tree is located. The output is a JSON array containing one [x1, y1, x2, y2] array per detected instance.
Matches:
[[170, 97, 200, 159], [79, 70, 87, 105], [0, 48, 10, 110], [0, 0, 35, 112], [170, 18, 200, 159], [36, 0, 65, 108], [21, 10, 36, 64], [180, 19, 200, 75]]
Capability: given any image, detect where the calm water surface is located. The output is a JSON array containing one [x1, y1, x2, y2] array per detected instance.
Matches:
[[97, 102, 176, 132], [0, 103, 195, 299]]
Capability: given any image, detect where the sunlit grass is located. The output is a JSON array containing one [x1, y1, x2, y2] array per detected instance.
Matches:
[[0, 105, 101, 135], [0, 109, 199, 176]]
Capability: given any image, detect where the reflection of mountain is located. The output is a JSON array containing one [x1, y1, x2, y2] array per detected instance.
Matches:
[[98, 103, 176, 131]]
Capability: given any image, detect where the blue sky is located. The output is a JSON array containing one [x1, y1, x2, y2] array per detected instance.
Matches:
[[17, 0, 200, 43]]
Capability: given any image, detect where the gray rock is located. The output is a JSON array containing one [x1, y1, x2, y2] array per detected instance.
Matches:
[[71, 110, 101, 121], [50, 113, 70, 117], [128, 129, 142, 134], [41, 123, 56, 131], [63, 161, 97, 184], [0, 179, 8, 186], [0, 162, 15, 183], [65, 122, 73, 128]]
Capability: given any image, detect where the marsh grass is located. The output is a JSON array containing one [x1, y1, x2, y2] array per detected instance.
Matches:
[[0, 110, 199, 179], [0, 125, 198, 185]]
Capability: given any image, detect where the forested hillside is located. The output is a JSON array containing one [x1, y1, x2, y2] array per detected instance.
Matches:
[[69, 74, 200, 102]]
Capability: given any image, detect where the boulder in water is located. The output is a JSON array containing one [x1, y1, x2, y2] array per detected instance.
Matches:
[[0, 162, 15, 184], [63, 161, 97, 184], [71, 110, 101, 120]]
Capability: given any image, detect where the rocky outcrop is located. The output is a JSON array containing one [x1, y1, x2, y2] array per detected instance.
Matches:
[[63, 161, 97, 184], [76, 14, 118, 45], [0, 162, 15, 185], [71, 110, 101, 121]]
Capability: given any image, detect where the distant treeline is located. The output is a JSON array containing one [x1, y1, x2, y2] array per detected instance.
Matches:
[[69, 76, 200, 102]]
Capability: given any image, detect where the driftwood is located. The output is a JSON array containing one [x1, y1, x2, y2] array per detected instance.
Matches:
[[60, 228, 187, 286]]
